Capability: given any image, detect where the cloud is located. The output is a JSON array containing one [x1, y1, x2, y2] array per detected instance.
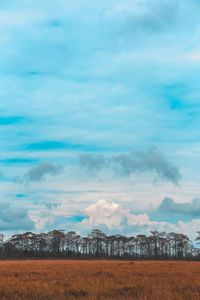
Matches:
[[81, 199, 150, 234], [0, 202, 34, 231], [24, 198, 200, 239], [125, 0, 180, 34], [78, 199, 200, 239], [188, 53, 200, 61], [80, 147, 181, 185], [113, 148, 181, 185], [23, 162, 62, 182], [158, 197, 200, 217], [79, 154, 106, 174], [0, 0, 200, 236]]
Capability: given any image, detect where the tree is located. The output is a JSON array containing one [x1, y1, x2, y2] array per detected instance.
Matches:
[[0, 229, 196, 260], [88, 229, 107, 258]]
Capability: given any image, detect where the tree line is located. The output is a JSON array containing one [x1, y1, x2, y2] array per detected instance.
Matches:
[[0, 229, 200, 260]]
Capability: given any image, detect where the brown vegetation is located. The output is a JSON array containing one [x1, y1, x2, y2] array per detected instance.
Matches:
[[0, 260, 200, 299]]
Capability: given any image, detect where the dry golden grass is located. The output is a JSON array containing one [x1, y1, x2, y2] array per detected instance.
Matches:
[[0, 260, 200, 299]]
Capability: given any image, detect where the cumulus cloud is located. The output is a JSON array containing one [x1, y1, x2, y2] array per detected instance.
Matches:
[[158, 197, 200, 217], [81, 199, 152, 234], [0, 202, 34, 231], [23, 162, 62, 182], [78, 199, 200, 238], [80, 147, 181, 185], [25, 198, 200, 239]]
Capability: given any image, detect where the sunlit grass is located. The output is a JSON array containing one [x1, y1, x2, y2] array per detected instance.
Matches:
[[0, 260, 199, 299]]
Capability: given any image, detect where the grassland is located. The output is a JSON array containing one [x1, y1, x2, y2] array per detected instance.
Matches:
[[0, 260, 200, 299]]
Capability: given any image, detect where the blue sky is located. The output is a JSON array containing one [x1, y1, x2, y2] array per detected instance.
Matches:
[[1, 0, 200, 238]]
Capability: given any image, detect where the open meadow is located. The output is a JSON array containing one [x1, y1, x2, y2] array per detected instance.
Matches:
[[0, 260, 200, 299]]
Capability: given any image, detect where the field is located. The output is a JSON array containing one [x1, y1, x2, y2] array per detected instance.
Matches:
[[0, 260, 200, 299]]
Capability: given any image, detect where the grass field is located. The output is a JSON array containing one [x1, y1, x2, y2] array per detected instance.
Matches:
[[0, 260, 200, 299]]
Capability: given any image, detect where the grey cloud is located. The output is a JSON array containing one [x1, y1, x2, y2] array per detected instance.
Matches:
[[158, 197, 200, 217], [44, 202, 61, 210], [126, 0, 180, 34], [79, 154, 106, 174], [113, 148, 181, 185], [24, 162, 62, 182], [79, 147, 181, 185], [0, 203, 34, 231]]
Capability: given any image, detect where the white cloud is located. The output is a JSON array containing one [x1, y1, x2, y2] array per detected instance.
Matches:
[[79, 199, 200, 239], [30, 209, 55, 230], [188, 53, 200, 61], [82, 199, 151, 230]]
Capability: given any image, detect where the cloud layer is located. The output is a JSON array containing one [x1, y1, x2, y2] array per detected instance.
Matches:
[[0, 0, 200, 235]]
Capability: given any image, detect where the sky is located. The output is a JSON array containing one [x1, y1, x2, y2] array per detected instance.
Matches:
[[1, 0, 200, 238]]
